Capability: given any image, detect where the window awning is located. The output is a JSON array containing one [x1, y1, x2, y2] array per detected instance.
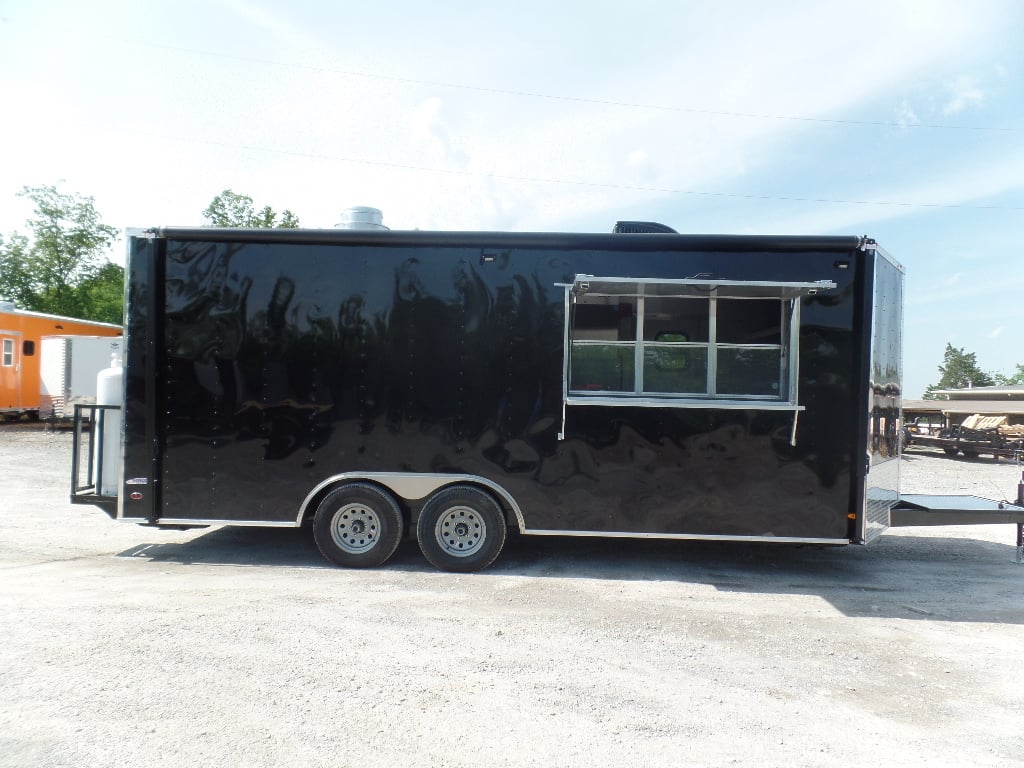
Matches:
[[570, 275, 837, 300]]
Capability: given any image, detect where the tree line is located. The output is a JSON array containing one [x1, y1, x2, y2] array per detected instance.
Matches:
[[923, 344, 1024, 397], [0, 186, 297, 324]]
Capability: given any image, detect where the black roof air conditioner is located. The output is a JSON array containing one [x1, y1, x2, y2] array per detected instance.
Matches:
[[612, 221, 678, 234]]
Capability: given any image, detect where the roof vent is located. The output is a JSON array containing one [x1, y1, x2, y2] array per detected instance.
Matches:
[[335, 206, 389, 231], [613, 221, 678, 234]]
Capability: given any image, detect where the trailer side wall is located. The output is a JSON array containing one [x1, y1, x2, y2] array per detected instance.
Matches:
[[124, 232, 868, 540]]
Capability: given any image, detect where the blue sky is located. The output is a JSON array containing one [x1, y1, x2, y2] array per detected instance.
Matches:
[[1, 0, 1021, 396]]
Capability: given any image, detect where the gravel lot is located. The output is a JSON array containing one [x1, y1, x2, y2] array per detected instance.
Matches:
[[1, 424, 1022, 768]]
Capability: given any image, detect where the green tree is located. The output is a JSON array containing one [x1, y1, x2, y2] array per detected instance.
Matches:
[[75, 262, 125, 324], [0, 232, 36, 309], [923, 343, 996, 399], [993, 364, 1024, 386], [12, 184, 119, 318], [1, 185, 120, 322], [203, 189, 300, 228]]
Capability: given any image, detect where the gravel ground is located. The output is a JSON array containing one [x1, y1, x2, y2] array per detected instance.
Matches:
[[1, 424, 1022, 768]]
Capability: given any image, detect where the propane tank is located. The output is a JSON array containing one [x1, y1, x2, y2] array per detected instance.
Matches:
[[96, 351, 123, 497]]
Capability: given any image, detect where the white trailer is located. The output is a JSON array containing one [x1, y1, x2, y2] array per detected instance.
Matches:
[[39, 335, 123, 419]]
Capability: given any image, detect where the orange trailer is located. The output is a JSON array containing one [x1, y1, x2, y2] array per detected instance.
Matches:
[[0, 303, 121, 416]]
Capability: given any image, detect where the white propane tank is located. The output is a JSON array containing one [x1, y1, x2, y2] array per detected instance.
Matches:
[[96, 351, 123, 497]]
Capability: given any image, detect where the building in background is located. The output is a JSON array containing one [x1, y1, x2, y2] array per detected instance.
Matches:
[[0, 302, 122, 418]]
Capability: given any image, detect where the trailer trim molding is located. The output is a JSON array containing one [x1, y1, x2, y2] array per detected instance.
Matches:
[[297, 472, 528, 531], [564, 396, 806, 411], [154, 519, 299, 528], [520, 529, 849, 544]]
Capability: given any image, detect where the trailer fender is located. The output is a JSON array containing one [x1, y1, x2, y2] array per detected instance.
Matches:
[[297, 473, 526, 533]]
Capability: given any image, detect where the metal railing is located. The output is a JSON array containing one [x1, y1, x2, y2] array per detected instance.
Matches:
[[71, 403, 121, 506]]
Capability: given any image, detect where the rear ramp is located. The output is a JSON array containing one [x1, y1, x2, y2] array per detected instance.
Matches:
[[892, 494, 1024, 563]]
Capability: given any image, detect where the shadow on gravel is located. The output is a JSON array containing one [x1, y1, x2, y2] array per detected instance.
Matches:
[[117, 526, 331, 570], [117, 525, 1024, 624]]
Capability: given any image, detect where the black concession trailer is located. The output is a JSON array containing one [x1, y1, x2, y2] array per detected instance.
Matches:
[[71, 223, 1024, 571]]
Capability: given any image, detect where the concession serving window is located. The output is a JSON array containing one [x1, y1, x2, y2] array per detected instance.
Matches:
[[557, 275, 837, 439]]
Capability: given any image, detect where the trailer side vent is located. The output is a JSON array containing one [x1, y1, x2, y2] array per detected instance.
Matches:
[[613, 221, 678, 234]]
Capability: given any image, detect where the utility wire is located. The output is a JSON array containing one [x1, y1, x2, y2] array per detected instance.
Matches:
[[127, 129, 1024, 211], [135, 40, 1020, 134]]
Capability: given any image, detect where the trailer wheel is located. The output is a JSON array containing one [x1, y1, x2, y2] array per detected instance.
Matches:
[[943, 448, 959, 456], [313, 483, 404, 568], [416, 486, 507, 573]]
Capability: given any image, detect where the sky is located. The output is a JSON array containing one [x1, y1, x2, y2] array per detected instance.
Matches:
[[0, 0, 1022, 397]]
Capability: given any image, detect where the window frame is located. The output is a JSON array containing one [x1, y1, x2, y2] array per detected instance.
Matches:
[[560, 275, 835, 415], [2, 338, 14, 367]]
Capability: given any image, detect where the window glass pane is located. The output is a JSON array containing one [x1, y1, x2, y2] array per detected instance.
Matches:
[[570, 343, 635, 392], [572, 296, 636, 342], [2, 339, 13, 366], [643, 347, 708, 394], [717, 348, 781, 396], [717, 299, 782, 344], [22, 340, 35, 356], [563, 280, 800, 406], [643, 297, 708, 342]]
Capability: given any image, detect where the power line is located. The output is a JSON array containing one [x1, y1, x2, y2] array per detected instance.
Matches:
[[134, 40, 1020, 134], [129, 129, 1024, 212]]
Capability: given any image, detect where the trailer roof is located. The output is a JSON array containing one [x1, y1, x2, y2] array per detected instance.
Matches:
[[0, 306, 121, 329], [903, 398, 1024, 416], [149, 227, 869, 253]]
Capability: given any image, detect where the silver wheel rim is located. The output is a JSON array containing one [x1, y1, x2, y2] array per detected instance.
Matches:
[[434, 505, 486, 557], [331, 503, 381, 554]]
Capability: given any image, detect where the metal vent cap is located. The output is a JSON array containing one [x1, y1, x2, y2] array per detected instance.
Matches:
[[335, 206, 389, 230]]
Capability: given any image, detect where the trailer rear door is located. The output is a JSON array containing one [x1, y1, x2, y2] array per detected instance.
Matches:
[[857, 248, 904, 542]]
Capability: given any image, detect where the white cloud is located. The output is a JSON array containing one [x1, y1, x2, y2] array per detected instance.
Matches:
[[896, 99, 920, 127], [627, 150, 649, 168], [989, 326, 1006, 338], [410, 98, 443, 144], [942, 75, 985, 116], [409, 97, 470, 172], [218, 0, 312, 50], [749, 144, 1024, 236], [906, 272, 1024, 306]]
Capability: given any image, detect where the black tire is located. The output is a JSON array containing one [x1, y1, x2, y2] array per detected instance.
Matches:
[[313, 483, 404, 568], [416, 486, 507, 573], [943, 448, 959, 456]]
